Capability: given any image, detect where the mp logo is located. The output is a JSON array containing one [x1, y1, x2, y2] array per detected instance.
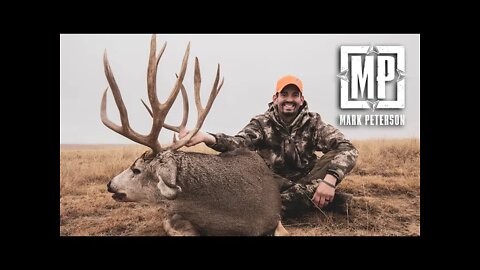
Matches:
[[338, 45, 405, 111]]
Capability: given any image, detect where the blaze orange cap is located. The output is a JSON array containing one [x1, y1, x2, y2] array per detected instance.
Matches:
[[276, 75, 303, 93]]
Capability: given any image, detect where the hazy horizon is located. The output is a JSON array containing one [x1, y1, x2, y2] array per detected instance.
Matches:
[[60, 136, 419, 146], [60, 34, 420, 144]]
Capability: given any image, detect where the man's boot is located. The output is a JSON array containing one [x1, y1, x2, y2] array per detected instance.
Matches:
[[325, 192, 353, 214]]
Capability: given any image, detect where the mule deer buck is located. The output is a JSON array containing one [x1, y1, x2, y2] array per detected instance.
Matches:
[[101, 35, 288, 236]]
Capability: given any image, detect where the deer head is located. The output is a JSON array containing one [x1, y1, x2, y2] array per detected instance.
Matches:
[[102, 34, 223, 202]]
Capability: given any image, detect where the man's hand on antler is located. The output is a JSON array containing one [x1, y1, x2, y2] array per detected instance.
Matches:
[[179, 130, 216, 147]]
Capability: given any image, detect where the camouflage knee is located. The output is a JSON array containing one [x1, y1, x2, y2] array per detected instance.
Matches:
[[280, 182, 319, 216]]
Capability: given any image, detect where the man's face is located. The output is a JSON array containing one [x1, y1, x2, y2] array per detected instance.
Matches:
[[273, 84, 304, 116]]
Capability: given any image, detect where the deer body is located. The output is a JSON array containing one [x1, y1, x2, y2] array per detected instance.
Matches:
[[108, 149, 281, 236]]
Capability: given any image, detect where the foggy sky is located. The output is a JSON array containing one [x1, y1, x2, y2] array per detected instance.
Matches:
[[60, 34, 420, 144]]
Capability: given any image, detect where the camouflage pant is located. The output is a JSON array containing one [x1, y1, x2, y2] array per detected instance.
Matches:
[[275, 151, 342, 217]]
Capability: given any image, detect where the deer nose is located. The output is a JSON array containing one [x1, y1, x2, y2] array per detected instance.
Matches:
[[107, 181, 114, 193]]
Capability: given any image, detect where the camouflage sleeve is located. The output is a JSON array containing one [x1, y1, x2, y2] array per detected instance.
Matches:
[[315, 116, 359, 183], [208, 117, 265, 153]]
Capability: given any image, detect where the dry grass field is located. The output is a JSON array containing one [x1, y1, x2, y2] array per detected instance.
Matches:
[[60, 139, 420, 236]]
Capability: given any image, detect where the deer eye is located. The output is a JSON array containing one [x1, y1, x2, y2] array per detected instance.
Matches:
[[131, 168, 141, 175]]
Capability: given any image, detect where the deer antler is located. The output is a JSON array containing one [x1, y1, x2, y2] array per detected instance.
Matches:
[[101, 34, 190, 157], [141, 58, 224, 151], [168, 57, 224, 150], [141, 73, 189, 134]]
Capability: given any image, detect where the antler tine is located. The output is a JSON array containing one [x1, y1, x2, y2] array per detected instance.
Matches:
[[175, 73, 190, 132], [141, 75, 189, 133], [161, 43, 190, 114], [102, 50, 155, 150], [167, 57, 224, 151], [103, 50, 130, 129], [141, 98, 153, 118], [202, 64, 224, 115], [146, 37, 190, 151], [146, 34, 166, 113]]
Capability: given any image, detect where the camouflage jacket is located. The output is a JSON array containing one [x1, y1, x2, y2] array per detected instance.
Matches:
[[209, 101, 358, 183]]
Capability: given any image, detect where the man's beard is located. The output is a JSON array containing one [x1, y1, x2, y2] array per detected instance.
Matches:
[[280, 110, 296, 116], [279, 102, 299, 116]]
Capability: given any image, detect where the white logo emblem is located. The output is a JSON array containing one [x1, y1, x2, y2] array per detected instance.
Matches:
[[338, 45, 405, 111]]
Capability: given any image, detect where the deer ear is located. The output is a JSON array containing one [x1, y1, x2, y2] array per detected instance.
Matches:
[[156, 158, 180, 200], [156, 158, 178, 189]]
